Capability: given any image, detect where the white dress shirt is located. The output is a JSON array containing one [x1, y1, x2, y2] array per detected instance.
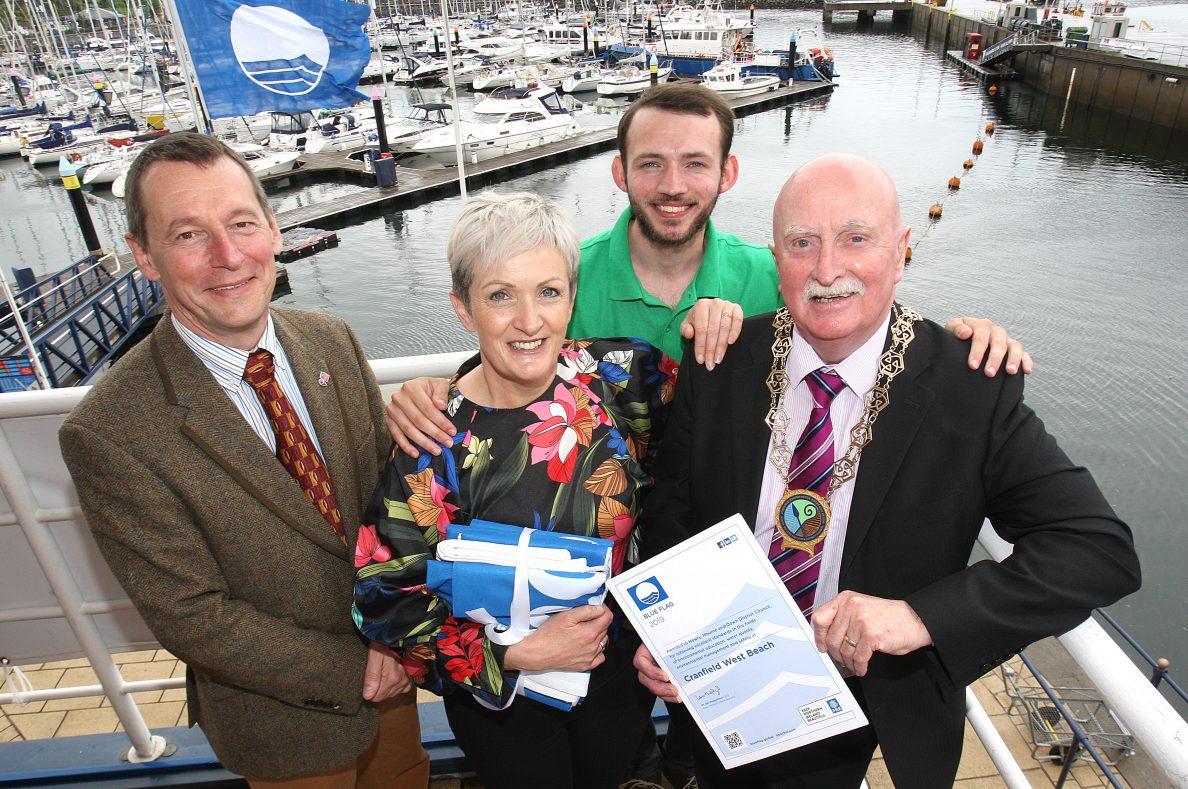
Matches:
[[172, 314, 325, 455], [754, 312, 891, 614]]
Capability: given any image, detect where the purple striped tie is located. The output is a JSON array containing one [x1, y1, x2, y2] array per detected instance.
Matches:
[[769, 368, 845, 616]]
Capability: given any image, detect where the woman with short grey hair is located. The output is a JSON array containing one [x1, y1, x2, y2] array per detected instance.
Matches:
[[447, 191, 580, 304], [355, 191, 676, 789]]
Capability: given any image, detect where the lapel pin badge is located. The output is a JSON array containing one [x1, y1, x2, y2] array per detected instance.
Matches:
[[318, 371, 331, 387]]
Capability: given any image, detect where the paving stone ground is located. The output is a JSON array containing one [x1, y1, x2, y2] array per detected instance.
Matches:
[[0, 650, 1141, 788]]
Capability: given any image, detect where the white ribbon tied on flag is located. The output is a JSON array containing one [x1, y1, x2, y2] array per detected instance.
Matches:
[[427, 521, 612, 711]]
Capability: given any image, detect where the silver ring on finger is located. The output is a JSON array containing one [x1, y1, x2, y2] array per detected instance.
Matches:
[[598, 638, 607, 652]]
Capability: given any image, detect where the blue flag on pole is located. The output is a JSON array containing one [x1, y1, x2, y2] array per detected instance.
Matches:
[[173, 0, 371, 118]]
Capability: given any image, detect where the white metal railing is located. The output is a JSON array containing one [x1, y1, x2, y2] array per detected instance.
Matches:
[[1, 350, 1186, 786], [980, 527, 1188, 787], [1093, 37, 1188, 68]]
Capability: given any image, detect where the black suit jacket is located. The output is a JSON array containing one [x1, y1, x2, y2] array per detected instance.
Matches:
[[640, 310, 1141, 787]]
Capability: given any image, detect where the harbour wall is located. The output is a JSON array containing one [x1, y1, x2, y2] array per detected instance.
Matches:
[[910, 3, 1188, 132]]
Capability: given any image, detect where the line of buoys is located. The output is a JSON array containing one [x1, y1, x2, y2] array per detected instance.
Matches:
[[909, 118, 999, 263]]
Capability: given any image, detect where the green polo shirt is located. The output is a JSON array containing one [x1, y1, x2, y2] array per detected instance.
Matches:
[[570, 208, 783, 361]]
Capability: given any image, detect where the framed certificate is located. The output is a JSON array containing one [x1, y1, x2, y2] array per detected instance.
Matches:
[[608, 514, 868, 768]]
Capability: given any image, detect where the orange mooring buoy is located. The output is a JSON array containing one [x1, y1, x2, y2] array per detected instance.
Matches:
[[929, 203, 943, 218], [988, 84, 998, 95], [963, 158, 975, 169], [985, 121, 996, 135], [948, 176, 961, 190], [972, 139, 984, 155], [905, 246, 913, 263]]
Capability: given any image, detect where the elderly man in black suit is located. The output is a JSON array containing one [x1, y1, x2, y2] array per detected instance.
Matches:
[[634, 153, 1141, 789], [59, 133, 429, 787]]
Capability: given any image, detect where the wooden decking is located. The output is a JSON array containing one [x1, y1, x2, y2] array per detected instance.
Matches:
[[270, 80, 836, 233]]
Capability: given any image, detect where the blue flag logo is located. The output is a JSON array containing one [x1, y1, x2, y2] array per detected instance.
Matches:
[[174, 0, 371, 118]]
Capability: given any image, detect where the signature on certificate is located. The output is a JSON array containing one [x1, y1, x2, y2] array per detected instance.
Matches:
[[695, 685, 722, 701]]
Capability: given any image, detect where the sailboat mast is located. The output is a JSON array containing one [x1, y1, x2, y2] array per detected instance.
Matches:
[[438, 0, 467, 201]]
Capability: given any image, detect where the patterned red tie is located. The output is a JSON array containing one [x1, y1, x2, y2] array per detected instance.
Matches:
[[769, 368, 845, 616], [243, 350, 345, 544]]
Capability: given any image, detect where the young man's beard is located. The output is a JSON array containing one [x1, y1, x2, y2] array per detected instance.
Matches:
[[628, 192, 719, 249]]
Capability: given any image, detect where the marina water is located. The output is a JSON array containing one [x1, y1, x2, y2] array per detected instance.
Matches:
[[1, 6, 1185, 711]]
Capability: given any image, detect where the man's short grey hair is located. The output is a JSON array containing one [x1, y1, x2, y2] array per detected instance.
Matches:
[[448, 192, 580, 305]]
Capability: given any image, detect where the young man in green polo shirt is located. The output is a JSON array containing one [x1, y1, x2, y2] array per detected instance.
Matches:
[[568, 84, 779, 366]]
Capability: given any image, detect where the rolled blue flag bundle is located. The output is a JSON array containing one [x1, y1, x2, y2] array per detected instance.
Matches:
[[426, 520, 612, 710]]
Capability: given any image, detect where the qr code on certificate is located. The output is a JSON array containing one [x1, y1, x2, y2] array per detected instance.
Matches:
[[722, 730, 746, 750]]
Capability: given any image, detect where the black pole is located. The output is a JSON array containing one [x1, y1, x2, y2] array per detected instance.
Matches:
[[750, 3, 755, 23], [371, 87, 390, 154], [583, 21, 589, 54], [650, 59, 658, 85], [59, 158, 103, 255], [433, 29, 440, 56], [10, 74, 25, 107], [593, 33, 600, 57], [647, 15, 653, 40], [453, 26, 459, 47]]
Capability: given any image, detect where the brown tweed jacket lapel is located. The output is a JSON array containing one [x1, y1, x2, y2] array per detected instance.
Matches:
[[150, 317, 350, 558]]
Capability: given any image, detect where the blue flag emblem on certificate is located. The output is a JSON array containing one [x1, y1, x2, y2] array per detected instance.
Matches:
[[173, 0, 370, 118], [628, 577, 669, 610]]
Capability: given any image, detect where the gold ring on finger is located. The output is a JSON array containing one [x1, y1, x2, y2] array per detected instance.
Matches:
[[844, 635, 858, 649]]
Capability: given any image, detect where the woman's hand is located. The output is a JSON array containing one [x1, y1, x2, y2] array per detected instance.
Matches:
[[504, 604, 613, 673]]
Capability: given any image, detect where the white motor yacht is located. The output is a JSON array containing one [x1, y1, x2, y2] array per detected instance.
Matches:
[[471, 62, 574, 92], [411, 85, 582, 166], [700, 61, 780, 99], [595, 62, 673, 96], [560, 63, 611, 93], [304, 103, 452, 155], [232, 142, 301, 177]]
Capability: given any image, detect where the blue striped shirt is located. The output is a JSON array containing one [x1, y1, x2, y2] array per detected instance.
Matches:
[[172, 314, 324, 455]]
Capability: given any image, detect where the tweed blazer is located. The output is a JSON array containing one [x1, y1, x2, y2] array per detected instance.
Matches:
[[640, 310, 1141, 788], [59, 307, 389, 779]]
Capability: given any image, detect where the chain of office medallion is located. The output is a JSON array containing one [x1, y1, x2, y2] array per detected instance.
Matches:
[[764, 304, 920, 496]]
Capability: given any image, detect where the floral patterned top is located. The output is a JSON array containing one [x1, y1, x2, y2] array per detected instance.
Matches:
[[353, 338, 676, 708]]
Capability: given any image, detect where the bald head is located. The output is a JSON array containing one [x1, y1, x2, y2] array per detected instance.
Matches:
[[770, 154, 910, 363], [776, 154, 902, 236]]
